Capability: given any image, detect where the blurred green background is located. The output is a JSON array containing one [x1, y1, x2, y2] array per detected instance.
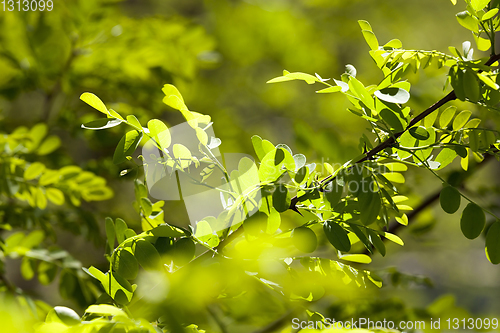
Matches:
[[1, 0, 500, 324]]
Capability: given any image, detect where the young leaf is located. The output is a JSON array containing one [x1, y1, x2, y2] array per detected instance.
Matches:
[[456, 11, 479, 33], [348, 77, 375, 110], [339, 254, 372, 264], [113, 130, 143, 164], [323, 221, 351, 252], [173, 144, 192, 169], [80, 93, 109, 115], [439, 185, 461, 214], [251, 135, 275, 161], [439, 106, 456, 128], [162, 84, 187, 111], [362, 30, 379, 51], [471, 0, 491, 11], [453, 110, 472, 131], [148, 119, 171, 150], [460, 203, 485, 239]]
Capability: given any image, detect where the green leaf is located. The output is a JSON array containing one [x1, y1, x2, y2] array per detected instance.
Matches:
[[358, 188, 381, 226], [162, 84, 187, 111], [272, 184, 290, 213], [80, 93, 109, 115], [471, 0, 491, 11], [481, 8, 498, 21], [267, 72, 319, 84], [114, 249, 139, 280], [21, 230, 44, 248], [348, 77, 375, 110], [173, 143, 192, 170], [46, 188, 65, 205], [367, 229, 386, 256], [37, 136, 61, 155], [485, 221, 500, 264], [151, 224, 185, 238], [251, 135, 275, 161], [53, 306, 81, 326], [21, 257, 35, 280], [463, 69, 480, 103], [105, 217, 115, 253], [358, 20, 373, 32], [291, 227, 317, 253], [195, 220, 219, 247], [384, 39, 403, 49], [440, 185, 461, 214], [140, 197, 153, 216], [409, 126, 430, 140], [374, 87, 410, 104], [478, 73, 499, 89], [384, 232, 404, 246], [115, 218, 128, 244], [113, 130, 143, 164], [195, 127, 208, 146], [258, 148, 295, 182], [460, 203, 485, 239], [134, 240, 161, 270], [362, 30, 379, 51], [173, 238, 196, 265], [324, 181, 343, 206], [295, 166, 308, 184], [339, 254, 372, 264], [439, 106, 456, 128], [381, 172, 405, 184], [126, 115, 142, 130], [456, 11, 479, 33], [85, 304, 127, 317], [323, 221, 351, 252], [435, 148, 458, 169], [38, 261, 58, 285], [24, 162, 46, 180], [316, 86, 342, 93], [380, 109, 404, 132], [266, 208, 281, 234], [453, 110, 472, 131], [148, 119, 171, 150]]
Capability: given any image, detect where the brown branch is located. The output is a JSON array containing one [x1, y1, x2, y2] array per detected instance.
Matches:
[[289, 52, 500, 212]]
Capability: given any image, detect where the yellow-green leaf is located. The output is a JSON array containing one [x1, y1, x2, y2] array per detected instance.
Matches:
[[80, 93, 109, 115]]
